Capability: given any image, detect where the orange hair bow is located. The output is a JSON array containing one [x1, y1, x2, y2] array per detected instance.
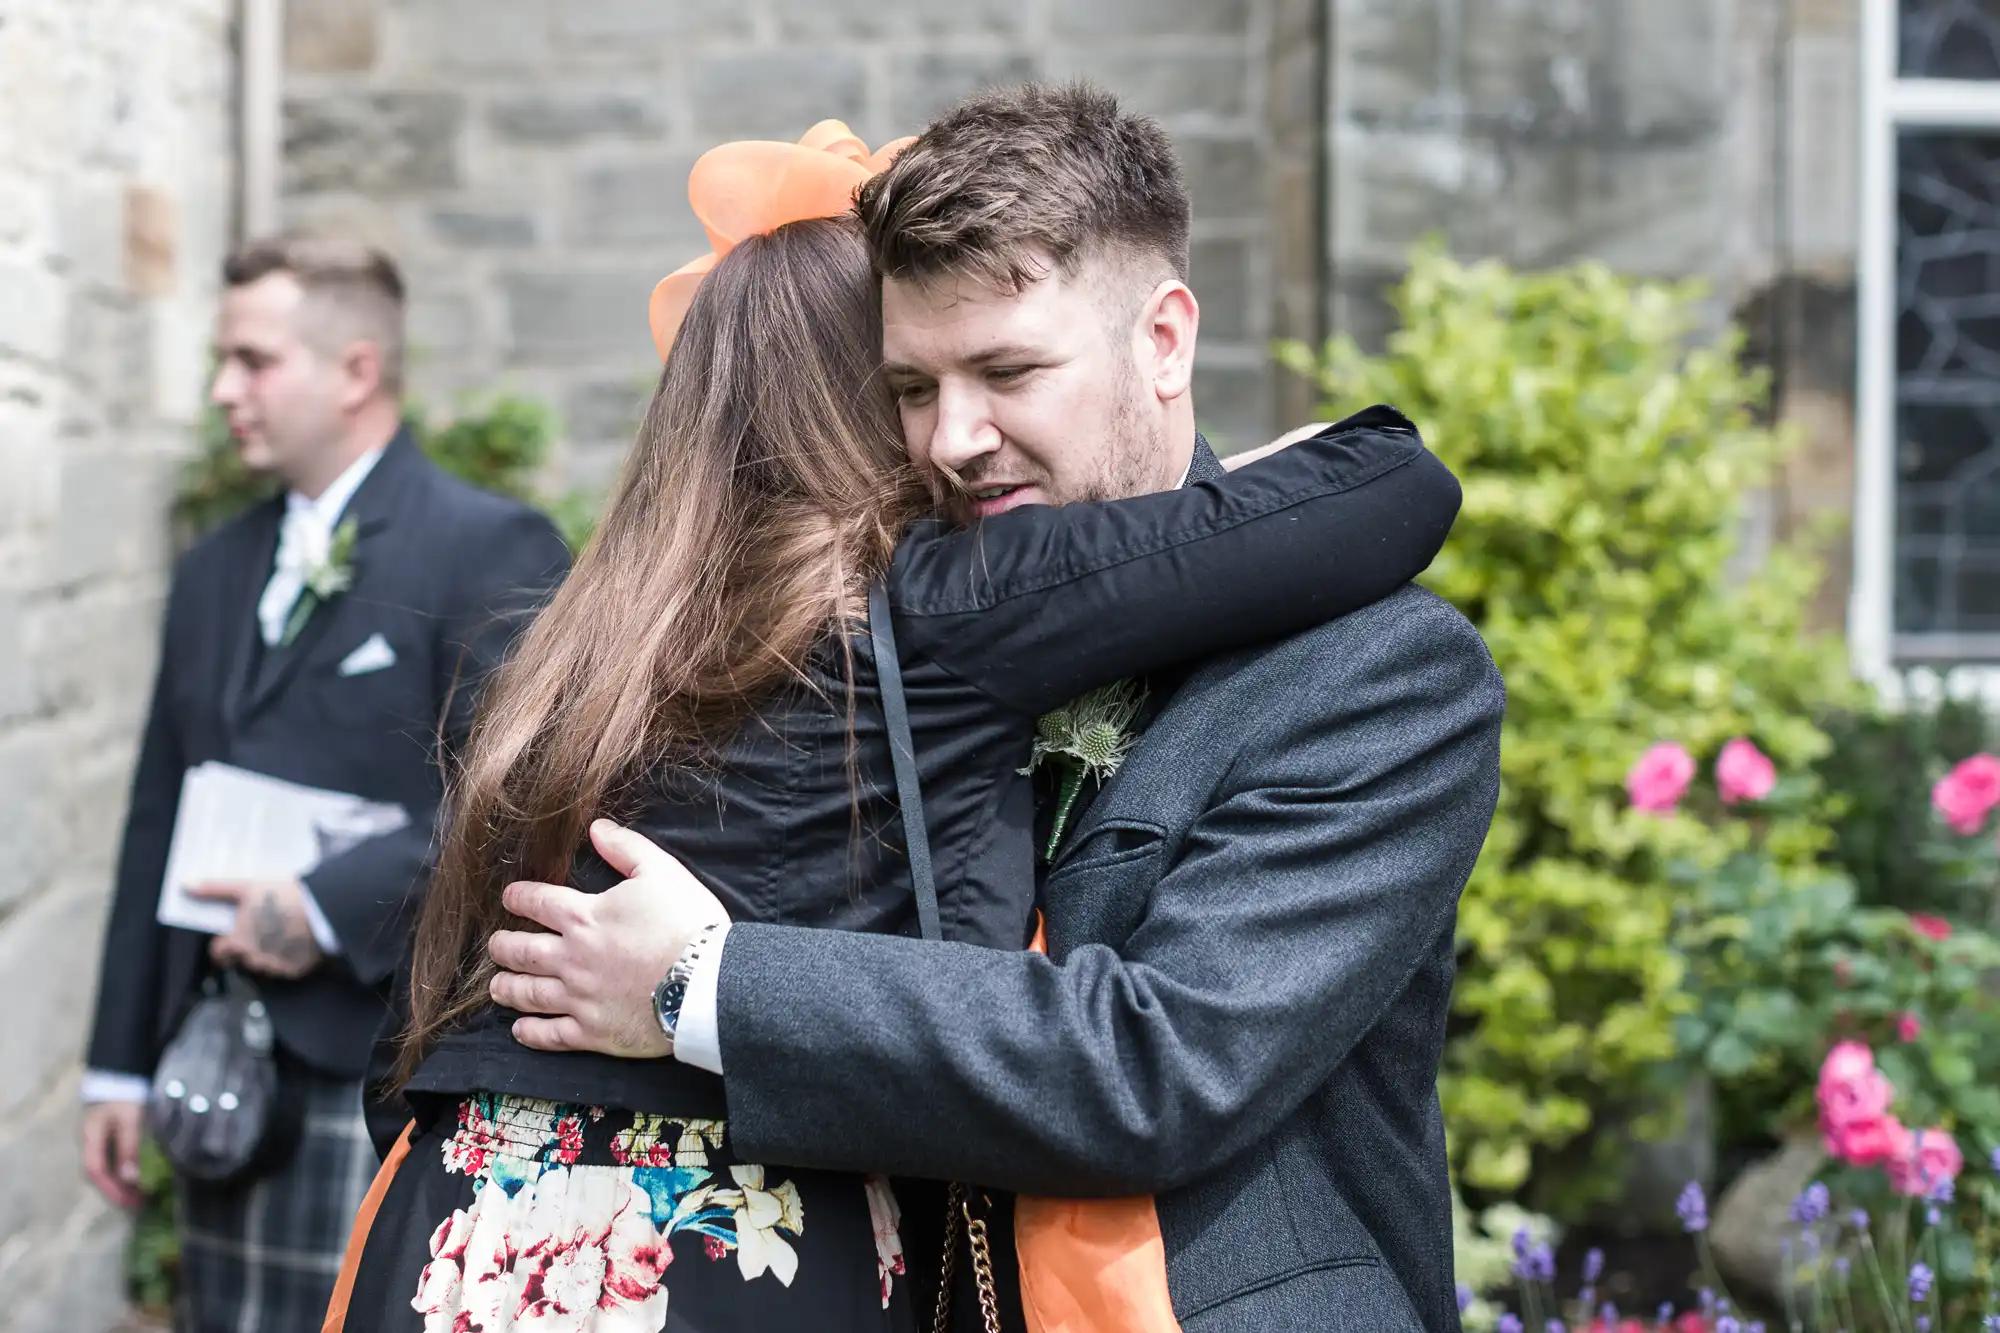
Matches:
[[648, 120, 915, 358]]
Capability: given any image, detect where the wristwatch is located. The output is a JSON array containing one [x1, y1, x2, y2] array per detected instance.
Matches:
[[653, 923, 721, 1054]]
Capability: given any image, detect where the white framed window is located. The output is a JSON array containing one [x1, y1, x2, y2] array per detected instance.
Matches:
[[1854, 0, 2000, 686]]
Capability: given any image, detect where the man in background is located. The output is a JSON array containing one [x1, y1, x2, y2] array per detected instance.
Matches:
[[79, 235, 570, 1332]]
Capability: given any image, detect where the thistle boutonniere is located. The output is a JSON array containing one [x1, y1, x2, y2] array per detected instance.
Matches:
[[1024, 680, 1147, 859], [280, 515, 359, 646]]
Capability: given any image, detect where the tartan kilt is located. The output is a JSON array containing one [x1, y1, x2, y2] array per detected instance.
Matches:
[[175, 1067, 377, 1333]]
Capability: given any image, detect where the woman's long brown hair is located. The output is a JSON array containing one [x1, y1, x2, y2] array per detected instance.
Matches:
[[399, 217, 929, 1077]]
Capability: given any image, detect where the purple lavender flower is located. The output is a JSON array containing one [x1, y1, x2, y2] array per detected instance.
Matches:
[[1717, 1317, 1741, 1333], [1849, 1208, 1870, 1233], [1657, 1302, 1674, 1324], [1748, 1323, 1767, 1333], [1699, 1286, 1717, 1314], [1790, 1180, 1831, 1224], [1545, 1322, 1563, 1333], [1512, 1225, 1532, 1261], [1601, 1303, 1617, 1324], [1931, 1176, 1956, 1204], [1917, 1319, 1932, 1333], [1678, 1182, 1709, 1233], [1526, 1244, 1556, 1284], [1990, 1146, 2000, 1174], [1497, 1315, 1523, 1333], [1583, 1247, 1605, 1284], [1836, 1256, 1852, 1279], [1910, 1261, 1935, 1303], [1456, 1284, 1473, 1314], [1983, 1315, 2000, 1332]]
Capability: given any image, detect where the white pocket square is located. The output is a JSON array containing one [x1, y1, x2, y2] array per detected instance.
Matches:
[[337, 633, 397, 677]]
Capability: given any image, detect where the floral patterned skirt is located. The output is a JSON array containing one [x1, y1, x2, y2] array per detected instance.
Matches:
[[343, 1095, 915, 1333]]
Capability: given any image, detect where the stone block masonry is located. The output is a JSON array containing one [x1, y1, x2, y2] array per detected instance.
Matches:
[[0, 0, 236, 1329], [282, 0, 1324, 461]]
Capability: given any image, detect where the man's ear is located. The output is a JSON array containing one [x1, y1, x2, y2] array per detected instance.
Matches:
[[1139, 280, 1199, 403], [338, 339, 386, 413]]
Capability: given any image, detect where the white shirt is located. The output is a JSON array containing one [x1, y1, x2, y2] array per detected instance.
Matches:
[[671, 451, 1202, 1077], [262, 447, 385, 957], [83, 448, 384, 1105], [257, 447, 385, 647]]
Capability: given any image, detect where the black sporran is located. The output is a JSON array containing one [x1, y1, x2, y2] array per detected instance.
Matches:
[[147, 971, 305, 1184]]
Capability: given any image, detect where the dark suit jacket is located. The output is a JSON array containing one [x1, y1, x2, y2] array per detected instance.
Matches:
[[712, 581, 1503, 1331], [86, 428, 570, 1082]]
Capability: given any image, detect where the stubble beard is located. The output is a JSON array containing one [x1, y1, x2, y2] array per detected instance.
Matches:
[[1074, 352, 1171, 504]]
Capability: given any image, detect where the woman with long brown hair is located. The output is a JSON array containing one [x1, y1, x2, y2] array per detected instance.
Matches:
[[337, 197, 1458, 1333]]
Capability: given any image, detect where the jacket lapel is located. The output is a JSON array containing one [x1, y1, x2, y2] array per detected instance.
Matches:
[[1041, 435, 1225, 865], [239, 427, 424, 721], [221, 499, 284, 737], [1186, 433, 1225, 485]]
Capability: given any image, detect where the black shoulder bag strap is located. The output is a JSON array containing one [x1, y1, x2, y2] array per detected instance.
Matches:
[[868, 581, 943, 945], [870, 583, 1003, 1333]]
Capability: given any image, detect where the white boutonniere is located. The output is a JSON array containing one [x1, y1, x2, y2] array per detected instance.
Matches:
[[280, 515, 359, 646], [1024, 679, 1147, 859]]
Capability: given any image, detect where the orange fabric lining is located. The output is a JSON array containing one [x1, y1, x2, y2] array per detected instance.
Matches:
[[321, 1120, 414, 1333], [1015, 919, 1183, 1333]]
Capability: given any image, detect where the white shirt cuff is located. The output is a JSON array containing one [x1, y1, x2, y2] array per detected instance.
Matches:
[[674, 922, 729, 1075], [81, 1070, 152, 1104], [298, 882, 343, 955]]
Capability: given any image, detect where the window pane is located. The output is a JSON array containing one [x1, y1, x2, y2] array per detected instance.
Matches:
[[1902, 0, 2000, 80], [1894, 131, 2000, 649]]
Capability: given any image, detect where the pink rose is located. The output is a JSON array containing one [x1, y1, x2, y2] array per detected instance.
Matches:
[[1887, 1126, 1964, 1198], [1829, 1113, 1909, 1168], [1932, 754, 2000, 834], [1898, 1011, 1923, 1043], [1910, 913, 1953, 942], [1715, 738, 1777, 805], [1818, 1041, 1894, 1127], [1628, 742, 1697, 813]]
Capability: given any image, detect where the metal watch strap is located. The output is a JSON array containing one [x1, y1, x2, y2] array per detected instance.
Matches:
[[653, 922, 721, 1050]]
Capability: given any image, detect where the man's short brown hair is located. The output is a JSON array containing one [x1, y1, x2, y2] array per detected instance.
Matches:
[[223, 233, 408, 394], [856, 81, 1190, 294]]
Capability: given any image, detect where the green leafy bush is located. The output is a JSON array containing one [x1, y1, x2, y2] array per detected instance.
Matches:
[[173, 394, 599, 549], [1279, 243, 1858, 1213], [1817, 691, 1996, 919], [128, 1139, 178, 1317]]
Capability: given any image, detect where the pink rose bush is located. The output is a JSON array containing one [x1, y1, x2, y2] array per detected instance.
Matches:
[[1715, 737, 1777, 805], [1910, 913, 1953, 942], [1886, 1125, 1965, 1200], [1816, 1042, 1962, 1197], [1932, 753, 2000, 834], [1627, 741, 1697, 813], [1625, 737, 1780, 815]]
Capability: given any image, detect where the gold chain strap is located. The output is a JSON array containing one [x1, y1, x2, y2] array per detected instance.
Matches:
[[963, 1190, 1002, 1333], [931, 1182, 1002, 1333], [931, 1184, 962, 1333]]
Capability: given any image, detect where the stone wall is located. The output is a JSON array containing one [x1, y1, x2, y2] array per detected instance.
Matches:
[[279, 0, 1326, 474], [0, 1, 235, 1328], [1324, 0, 1861, 624]]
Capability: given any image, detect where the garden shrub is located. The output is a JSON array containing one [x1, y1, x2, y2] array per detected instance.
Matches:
[[1279, 243, 1858, 1214], [1817, 690, 1996, 919], [173, 394, 599, 548]]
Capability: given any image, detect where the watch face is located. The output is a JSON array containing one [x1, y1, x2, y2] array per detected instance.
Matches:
[[654, 977, 686, 1036]]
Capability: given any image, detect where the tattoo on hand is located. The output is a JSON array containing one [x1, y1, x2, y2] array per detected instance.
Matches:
[[253, 891, 318, 971]]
